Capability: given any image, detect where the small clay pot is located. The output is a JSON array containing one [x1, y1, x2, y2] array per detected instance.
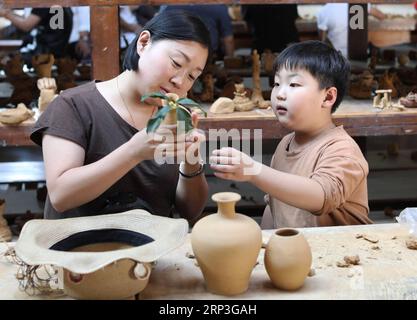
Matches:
[[264, 228, 312, 291]]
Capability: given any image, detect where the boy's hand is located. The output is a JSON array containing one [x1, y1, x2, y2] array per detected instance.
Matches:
[[210, 147, 261, 182]]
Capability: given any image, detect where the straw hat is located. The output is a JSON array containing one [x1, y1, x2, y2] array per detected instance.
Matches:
[[15, 210, 188, 299]]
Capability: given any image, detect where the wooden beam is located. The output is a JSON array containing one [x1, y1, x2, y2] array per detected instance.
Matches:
[[348, 3, 368, 61], [90, 5, 120, 81], [1, 0, 413, 9]]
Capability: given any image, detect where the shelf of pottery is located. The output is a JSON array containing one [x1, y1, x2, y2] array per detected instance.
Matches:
[[1, 0, 416, 127]]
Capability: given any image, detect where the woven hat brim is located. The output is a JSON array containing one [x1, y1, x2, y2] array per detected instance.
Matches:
[[15, 210, 188, 274]]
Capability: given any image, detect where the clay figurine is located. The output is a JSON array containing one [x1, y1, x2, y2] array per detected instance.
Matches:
[[0, 103, 35, 125], [233, 83, 255, 111], [37, 77, 58, 112], [251, 50, 271, 109], [209, 97, 235, 114], [32, 54, 55, 78]]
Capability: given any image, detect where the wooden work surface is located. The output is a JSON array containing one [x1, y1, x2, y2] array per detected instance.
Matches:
[[1, 97, 417, 146], [1, 223, 416, 299]]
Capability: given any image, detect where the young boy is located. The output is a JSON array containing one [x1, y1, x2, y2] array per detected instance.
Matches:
[[210, 41, 372, 228]]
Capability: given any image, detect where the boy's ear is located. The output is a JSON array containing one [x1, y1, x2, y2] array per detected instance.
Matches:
[[136, 31, 151, 55], [322, 87, 337, 110]]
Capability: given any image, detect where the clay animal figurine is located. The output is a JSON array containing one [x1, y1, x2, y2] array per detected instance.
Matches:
[[233, 83, 255, 111]]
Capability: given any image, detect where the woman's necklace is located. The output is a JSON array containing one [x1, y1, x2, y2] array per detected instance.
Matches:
[[116, 76, 156, 129]]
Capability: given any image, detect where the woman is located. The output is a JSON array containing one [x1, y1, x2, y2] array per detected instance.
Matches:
[[30, 10, 211, 222]]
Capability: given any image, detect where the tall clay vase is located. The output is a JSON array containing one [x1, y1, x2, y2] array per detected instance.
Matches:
[[191, 192, 262, 295], [264, 228, 312, 291]]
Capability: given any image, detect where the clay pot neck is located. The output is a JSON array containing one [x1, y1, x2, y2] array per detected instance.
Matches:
[[212, 192, 241, 219], [217, 202, 237, 218]]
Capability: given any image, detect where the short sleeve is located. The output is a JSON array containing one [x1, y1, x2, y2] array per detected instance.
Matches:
[[30, 95, 89, 149], [309, 140, 368, 215]]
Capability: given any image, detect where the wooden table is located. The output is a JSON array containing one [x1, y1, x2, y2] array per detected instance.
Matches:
[[1, 223, 417, 299], [1, 98, 417, 146]]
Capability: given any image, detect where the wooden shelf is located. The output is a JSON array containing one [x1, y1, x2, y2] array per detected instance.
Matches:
[[2, 98, 417, 146], [2, 0, 414, 80]]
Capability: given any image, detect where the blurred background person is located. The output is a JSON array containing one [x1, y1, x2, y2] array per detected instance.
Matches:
[[160, 4, 234, 59], [317, 3, 386, 57], [242, 4, 299, 54]]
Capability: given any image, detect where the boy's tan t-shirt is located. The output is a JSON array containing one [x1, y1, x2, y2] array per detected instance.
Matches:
[[265, 126, 372, 228]]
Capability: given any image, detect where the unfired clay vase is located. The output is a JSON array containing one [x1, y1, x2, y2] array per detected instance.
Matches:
[[264, 228, 312, 291], [191, 192, 262, 296], [64, 242, 151, 300]]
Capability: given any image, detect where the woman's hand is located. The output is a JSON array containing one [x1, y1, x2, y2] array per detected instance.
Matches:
[[128, 123, 185, 163], [210, 147, 262, 182]]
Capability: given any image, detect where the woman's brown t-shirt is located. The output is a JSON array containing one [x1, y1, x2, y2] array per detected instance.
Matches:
[[31, 81, 179, 219]]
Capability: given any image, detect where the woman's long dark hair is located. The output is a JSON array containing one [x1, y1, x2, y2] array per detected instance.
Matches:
[[123, 10, 212, 71]]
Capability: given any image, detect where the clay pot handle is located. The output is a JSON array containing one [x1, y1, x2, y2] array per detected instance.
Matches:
[[132, 263, 151, 280]]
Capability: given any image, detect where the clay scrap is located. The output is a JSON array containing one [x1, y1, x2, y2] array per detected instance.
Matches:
[[406, 238, 417, 250], [336, 255, 360, 268], [356, 234, 379, 243]]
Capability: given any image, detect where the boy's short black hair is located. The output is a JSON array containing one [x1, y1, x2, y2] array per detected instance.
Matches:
[[273, 40, 350, 113], [123, 10, 212, 71]]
